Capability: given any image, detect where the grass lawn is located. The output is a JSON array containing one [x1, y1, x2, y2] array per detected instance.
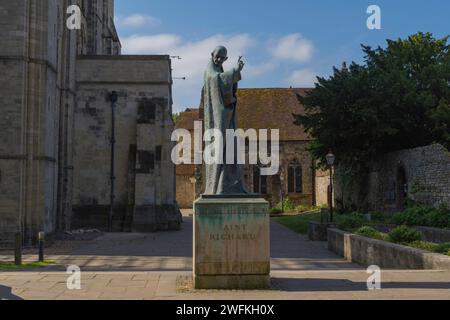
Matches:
[[273, 211, 322, 234], [0, 260, 56, 271]]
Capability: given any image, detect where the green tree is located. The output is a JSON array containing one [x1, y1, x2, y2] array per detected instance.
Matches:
[[295, 32, 450, 170], [172, 112, 180, 124]]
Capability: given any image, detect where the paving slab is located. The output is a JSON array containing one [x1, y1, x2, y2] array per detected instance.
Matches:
[[1, 218, 450, 300]]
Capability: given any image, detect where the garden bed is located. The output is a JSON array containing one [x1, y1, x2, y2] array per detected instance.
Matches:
[[328, 228, 450, 270]]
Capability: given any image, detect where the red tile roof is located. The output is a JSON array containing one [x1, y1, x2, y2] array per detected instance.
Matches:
[[236, 88, 311, 141]]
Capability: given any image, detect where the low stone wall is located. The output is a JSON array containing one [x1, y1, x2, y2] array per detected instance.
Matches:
[[308, 222, 337, 241], [328, 228, 450, 270], [416, 226, 450, 243]]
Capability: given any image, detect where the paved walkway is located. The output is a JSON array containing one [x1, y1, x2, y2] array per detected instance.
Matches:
[[1, 217, 450, 300]]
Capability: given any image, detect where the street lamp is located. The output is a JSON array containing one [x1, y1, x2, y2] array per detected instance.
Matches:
[[326, 150, 336, 222], [279, 168, 285, 213], [109, 91, 118, 232]]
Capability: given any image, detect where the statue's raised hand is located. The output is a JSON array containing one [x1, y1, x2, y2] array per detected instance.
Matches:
[[237, 56, 245, 71]]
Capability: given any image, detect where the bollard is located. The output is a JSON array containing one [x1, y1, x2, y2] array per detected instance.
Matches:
[[38, 232, 45, 262], [14, 232, 22, 266]]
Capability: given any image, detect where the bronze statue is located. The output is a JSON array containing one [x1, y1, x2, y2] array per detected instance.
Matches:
[[202, 46, 248, 195]]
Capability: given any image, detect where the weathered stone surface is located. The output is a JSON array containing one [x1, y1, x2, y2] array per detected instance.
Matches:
[[308, 222, 337, 242], [0, 0, 122, 244], [328, 228, 450, 270], [193, 197, 270, 289], [336, 144, 450, 212], [73, 56, 181, 232], [416, 226, 450, 244]]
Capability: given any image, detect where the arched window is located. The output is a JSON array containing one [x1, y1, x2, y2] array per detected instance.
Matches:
[[288, 161, 302, 194], [253, 165, 268, 194]]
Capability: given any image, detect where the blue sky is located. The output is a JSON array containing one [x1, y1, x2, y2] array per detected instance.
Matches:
[[115, 0, 450, 112]]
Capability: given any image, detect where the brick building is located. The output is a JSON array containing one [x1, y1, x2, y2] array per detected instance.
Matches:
[[0, 0, 180, 246], [175, 88, 330, 208]]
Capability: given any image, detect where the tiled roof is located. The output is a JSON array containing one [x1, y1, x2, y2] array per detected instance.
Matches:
[[175, 88, 312, 141], [236, 88, 311, 141], [175, 108, 200, 131]]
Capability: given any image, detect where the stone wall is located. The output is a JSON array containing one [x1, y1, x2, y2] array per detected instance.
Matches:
[[328, 228, 450, 270], [81, 0, 121, 55], [73, 56, 180, 231], [0, 0, 77, 244], [335, 144, 450, 212], [0, 1, 149, 246], [177, 172, 196, 209]]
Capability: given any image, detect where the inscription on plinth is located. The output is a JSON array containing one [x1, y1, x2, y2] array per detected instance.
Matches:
[[193, 197, 270, 290]]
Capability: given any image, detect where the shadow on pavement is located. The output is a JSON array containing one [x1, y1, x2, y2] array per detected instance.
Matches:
[[272, 278, 450, 292], [0, 285, 23, 300]]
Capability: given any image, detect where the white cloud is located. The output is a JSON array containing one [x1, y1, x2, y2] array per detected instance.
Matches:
[[288, 69, 319, 87], [270, 33, 314, 63], [121, 33, 255, 111], [120, 32, 317, 111], [117, 14, 161, 28], [121, 34, 182, 53], [245, 61, 277, 78]]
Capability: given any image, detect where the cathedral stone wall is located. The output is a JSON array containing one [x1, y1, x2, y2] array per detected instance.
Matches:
[[0, 0, 177, 246], [0, 0, 67, 244]]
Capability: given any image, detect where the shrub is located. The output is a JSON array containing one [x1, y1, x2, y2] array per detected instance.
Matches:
[[424, 205, 450, 228], [369, 211, 392, 224], [270, 208, 283, 215], [435, 242, 450, 255], [337, 213, 365, 231], [391, 205, 450, 228], [392, 206, 430, 226], [295, 204, 313, 213], [388, 226, 422, 244], [275, 198, 296, 213], [355, 226, 388, 241], [409, 241, 439, 252]]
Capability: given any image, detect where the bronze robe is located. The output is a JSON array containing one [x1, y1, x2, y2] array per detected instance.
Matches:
[[202, 60, 247, 195]]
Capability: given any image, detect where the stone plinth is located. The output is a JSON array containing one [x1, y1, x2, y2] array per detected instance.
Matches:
[[193, 196, 270, 290]]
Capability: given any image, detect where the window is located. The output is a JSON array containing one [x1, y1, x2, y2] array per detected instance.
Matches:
[[136, 151, 155, 174], [288, 162, 303, 193], [253, 166, 268, 194], [137, 99, 156, 124], [156, 146, 162, 162]]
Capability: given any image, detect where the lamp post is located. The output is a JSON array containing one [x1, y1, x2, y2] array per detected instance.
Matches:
[[279, 168, 285, 213], [109, 91, 118, 232], [326, 150, 336, 222]]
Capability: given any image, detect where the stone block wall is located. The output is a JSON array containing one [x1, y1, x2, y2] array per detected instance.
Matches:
[[0, 0, 77, 244], [176, 172, 196, 209], [0, 0, 143, 246], [335, 144, 450, 212], [73, 56, 181, 231]]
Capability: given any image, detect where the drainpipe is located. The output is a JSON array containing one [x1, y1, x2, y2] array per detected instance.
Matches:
[[109, 91, 118, 232]]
